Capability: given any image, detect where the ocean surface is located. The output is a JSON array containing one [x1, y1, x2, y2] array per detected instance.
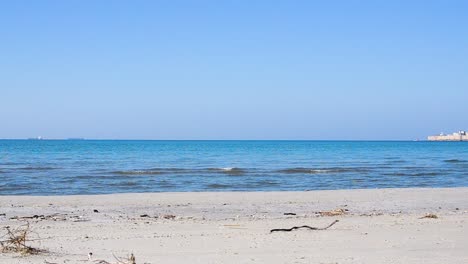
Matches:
[[0, 140, 467, 195]]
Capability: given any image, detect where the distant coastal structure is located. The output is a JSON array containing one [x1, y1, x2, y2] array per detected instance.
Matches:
[[428, 131, 467, 141]]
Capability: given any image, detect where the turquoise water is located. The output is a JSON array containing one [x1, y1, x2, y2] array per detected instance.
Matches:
[[0, 140, 467, 195]]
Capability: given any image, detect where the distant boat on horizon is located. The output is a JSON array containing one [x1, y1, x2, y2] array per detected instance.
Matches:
[[27, 136, 43, 140]]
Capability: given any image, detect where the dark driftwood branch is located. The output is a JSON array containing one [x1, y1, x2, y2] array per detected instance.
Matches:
[[270, 219, 339, 233]]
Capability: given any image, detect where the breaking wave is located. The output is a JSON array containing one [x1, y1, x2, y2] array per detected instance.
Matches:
[[206, 167, 246, 175]]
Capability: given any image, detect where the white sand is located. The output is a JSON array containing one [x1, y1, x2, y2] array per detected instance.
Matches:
[[0, 187, 467, 264]]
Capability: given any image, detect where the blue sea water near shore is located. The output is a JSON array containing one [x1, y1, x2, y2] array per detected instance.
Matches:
[[0, 140, 467, 195]]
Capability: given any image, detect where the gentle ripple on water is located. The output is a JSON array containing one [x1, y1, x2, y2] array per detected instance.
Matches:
[[0, 140, 467, 195]]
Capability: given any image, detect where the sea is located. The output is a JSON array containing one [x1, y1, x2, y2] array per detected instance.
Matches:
[[0, 140, 467, 195]]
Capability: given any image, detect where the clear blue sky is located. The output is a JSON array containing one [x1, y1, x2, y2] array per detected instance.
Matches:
[[1, 0, 467, 140]]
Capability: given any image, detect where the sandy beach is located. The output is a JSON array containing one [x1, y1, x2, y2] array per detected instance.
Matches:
[[0, 187, 467, 264]]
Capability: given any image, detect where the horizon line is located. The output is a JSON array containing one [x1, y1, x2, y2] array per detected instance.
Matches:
[[0, 138, 427, 141]]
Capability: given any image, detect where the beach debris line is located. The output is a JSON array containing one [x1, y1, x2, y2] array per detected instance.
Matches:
[[270, 219, 339, 233], [93, 253, 136, 264], [9, 213, 88, 222], [10, 214, 46, 220], [44, 261, 59, 264], [0, 222, 44, 255], [419, 213, 438, 219], [136, 214, 176, 219], [163, 214, 176, 220], [115, 253, 136, 264], [317, 208, 348, 217], [360, 212, 384, 217]]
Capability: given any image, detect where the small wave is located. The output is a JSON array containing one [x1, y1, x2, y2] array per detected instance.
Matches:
[[157, 180, 176, 188], [113, 168, 197, 175], [277, 168, 328, 174], [253, 180, 279, 186], [384, 172, 439, 177], [113, 170, 163, 175], [444, 159, 467, 163], [113, 167, 247, 176], [110, 181, 139, 187], [150, 168, 191, 173], [0, 162, 25, 166], [382, 172, 407, 176], [19, 166, 59, 171], [277, 167, 368, 174], [411, 172, 439, 177], [384, 160, 406, 164], [75, 175, 93, 180], [207, 167, 246, 175], [384, 157, 401, 160], [206, 183, 232, 189], [58, 178, 77, 184]]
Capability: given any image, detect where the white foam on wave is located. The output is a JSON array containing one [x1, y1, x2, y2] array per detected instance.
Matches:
[[310, 169, 332, 173]]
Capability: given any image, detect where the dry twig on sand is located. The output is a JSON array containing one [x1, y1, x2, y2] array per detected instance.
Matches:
[[270, 219, 339, 233], [0, 222, 44, 255]]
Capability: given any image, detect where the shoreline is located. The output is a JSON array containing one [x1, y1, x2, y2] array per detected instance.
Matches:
[[3, 185, 468, 198], [3, 185, 468, 195], [1, 187, 467, 263]]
